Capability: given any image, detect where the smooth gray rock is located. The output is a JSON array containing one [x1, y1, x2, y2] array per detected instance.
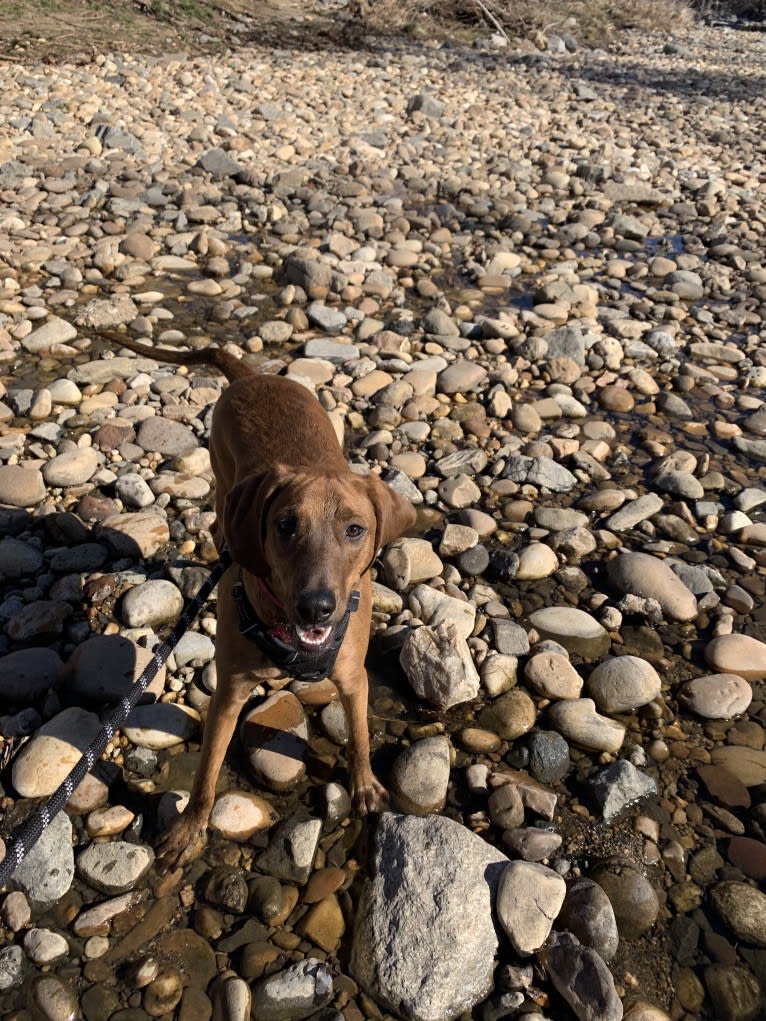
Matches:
[[12, 811, 74, 910], [120, 579, 184, 628], [503, 455, 578, 493], [77, 841, 154, 894], [0, 537, 44, 579], [20, 317, 77, 353], [197, 147, 243, 178], [64, 634, 166, 704], [556, 877, 620, 962], [257, 816, 322, 885], [135, 417, 198, 456], [351, 813, 509, 1021], [604, 493, 664, 532], [528, 607, 610, 659], [704, 964, 762, 1021], [586, 655, 661, 714], [547, 699, 625, 754], [606, 552, 697, 622], [305, 303, 348, 334], [0, 465, 46, 507], [389, 736, 451, 815]]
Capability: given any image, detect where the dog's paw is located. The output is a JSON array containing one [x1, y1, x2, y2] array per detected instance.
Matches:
[[155, 816, 208, 869], [352, 775, 388, 816]]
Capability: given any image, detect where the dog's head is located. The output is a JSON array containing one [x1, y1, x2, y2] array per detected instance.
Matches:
[[222, 467, 416, 652]]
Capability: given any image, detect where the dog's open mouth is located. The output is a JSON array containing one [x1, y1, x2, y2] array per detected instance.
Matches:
[[295, 624, 334, 651], [268, 621, 335, 653]]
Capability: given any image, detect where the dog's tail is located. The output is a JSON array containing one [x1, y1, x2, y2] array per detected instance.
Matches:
[[94, 330, 255, 383]]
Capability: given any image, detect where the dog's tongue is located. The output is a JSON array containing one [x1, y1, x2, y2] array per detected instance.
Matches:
[[269, 623, 293, 645]]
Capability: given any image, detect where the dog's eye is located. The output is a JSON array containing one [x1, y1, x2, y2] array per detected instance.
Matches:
[[346, 523, 366, 540], [276, 515, 297, 540]]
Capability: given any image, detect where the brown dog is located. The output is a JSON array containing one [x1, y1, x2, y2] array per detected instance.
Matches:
[[99, 331, 416, 867]]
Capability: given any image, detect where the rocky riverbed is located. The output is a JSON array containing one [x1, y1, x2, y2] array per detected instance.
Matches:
[[0, 11, 766, 1021]]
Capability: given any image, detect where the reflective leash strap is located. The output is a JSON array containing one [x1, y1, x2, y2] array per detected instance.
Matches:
[[0, 549, 231, 889]]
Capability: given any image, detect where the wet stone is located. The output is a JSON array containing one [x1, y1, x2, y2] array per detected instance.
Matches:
[[0, 946, 24, 992], [202, 867, 248, 914], [28, 975, 80, 1021], [696, 764, 751, 809], [0, 465, 46, 506], [478, 688, 536, 741], [528, 607, 611, 659], [704, 963, 762, 1021], [241, 691, 309, 790], [547, 698, 625, 754], [0, 647, 62, 703], [12, 706, 102, 797], [524, 651, 583, 700], [11, 811, 74, 910], [705, 634, 766, 681], [607, 552, 698, 622], [727, 837, 766, 881]]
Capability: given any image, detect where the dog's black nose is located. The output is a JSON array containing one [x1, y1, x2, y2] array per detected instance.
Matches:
[[297, 589, 336, 624]]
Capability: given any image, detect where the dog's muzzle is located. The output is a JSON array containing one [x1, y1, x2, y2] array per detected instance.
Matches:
[[233, 571, 360, 682]]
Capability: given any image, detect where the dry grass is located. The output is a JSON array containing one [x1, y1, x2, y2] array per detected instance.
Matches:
[[353, 0, 698, 42]]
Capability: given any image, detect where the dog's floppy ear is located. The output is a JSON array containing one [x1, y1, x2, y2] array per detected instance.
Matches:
[[222, 468, 292, 576], [366, 473, 417, 555]]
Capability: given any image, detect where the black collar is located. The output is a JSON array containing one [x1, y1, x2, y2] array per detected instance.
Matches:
[[232, 570, 360, 682]]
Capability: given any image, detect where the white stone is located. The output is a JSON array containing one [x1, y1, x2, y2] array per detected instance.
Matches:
[[408, 583, 476, 639], [210, 791, 277, 841], [516, 543, 559, 580], [524, 652, 582, 700], [400, 621, 480, 710], [680, 673, 753, 719], [586, 655, 662, 713], [547, 698, 626, 753], [123, 703, 200, 750], [12, 707, 102, 797], [497, 861, 566, 956]]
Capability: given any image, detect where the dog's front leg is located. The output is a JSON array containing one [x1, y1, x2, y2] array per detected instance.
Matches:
[[336, 665, 387, 815], [156, 677, 252, 868]]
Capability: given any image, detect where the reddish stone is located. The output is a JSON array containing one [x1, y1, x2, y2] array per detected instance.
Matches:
[[696, 764, 751, 810], [727, 836, 766, 880], [92, 420, 135, 450]]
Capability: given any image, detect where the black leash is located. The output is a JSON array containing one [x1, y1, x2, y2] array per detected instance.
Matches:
[[0, 550, 232, 889]]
